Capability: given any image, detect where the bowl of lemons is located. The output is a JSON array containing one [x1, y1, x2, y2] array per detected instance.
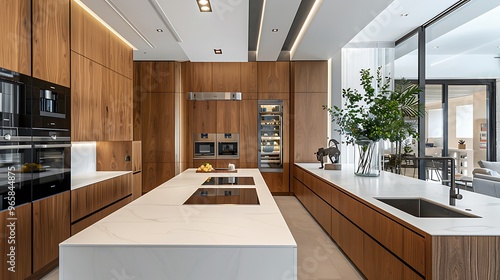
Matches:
[[197, 163, 214, 172]]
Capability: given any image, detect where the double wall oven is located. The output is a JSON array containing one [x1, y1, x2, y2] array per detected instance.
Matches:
[[193, 133, 239, 160], [0, 69, 71, 210]]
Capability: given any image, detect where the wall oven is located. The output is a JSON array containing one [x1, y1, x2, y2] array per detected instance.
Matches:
[[217, 133, 239, 159], [194, 133, 216, 159], [31, 136, 71, 201], [0, 132, 32, 210]]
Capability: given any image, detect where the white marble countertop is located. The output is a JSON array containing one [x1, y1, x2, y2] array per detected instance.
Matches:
[[71, 171, 132, 190], [61, 168, 297, 247], [296, 163, 500, 236]]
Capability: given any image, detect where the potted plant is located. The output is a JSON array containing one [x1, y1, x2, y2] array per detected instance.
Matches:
[[323, 67, 422, 176], [458, 139, 466, 149]]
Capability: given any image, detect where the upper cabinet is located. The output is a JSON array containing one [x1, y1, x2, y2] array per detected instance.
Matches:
[[240, 62, 258, 93], [189, 63, 213, 92], [102, 70, 132, 141], [293, 61, 328, 93], [0, 0, 31, 75], [32, 0, 70, 87], [212, 62, 240, 92], [258, 62, 290, 94]]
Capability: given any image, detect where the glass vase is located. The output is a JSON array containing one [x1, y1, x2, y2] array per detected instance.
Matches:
[[354, 139, 380, 177]]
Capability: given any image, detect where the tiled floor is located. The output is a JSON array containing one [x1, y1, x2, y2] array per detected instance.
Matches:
[[42, 196, 363, 280], [274, 196, 363, 280]]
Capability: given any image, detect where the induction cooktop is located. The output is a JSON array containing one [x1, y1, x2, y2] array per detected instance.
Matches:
[[183, 188, 260, 205], [202, 176, 255, 185]]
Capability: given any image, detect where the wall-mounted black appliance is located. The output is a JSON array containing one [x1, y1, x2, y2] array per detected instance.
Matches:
[[29, 77, 70, 137], [0, 69, 31, 136], [217, 133, 239, 159], [194, 133, 216, 159]]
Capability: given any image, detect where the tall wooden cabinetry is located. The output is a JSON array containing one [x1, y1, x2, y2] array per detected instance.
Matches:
[[70, 1, 133, 142], [32, 0, 70, 87], [0, 203, 32, 280], [0, 0, 31, 75], [134, 62, 177, 194], [291, 61, 328, 171]]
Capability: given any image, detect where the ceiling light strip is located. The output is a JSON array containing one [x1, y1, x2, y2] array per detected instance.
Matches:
[[73, 0, 137, 50], [103, 0, 155, 49], [290, 0, 323, 59], [148, 0, 183, 43], [255, 0, 267, 59]]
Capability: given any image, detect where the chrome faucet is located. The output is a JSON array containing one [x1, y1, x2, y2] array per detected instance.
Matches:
[[415, 157, 463, 206]]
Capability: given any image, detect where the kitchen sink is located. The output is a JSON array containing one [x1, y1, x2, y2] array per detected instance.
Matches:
[[375, 198, 480, 218]]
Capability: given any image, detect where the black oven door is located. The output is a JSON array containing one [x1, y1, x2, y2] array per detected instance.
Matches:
[[0, 71, 31, 135], [218, 142, 238, 158], [31, 139, 70, 201], [194, 141, 215, 158], [0, 140, 33, 210]]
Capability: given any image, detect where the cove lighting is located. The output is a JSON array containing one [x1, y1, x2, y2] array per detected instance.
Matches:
[[290, 0, 324, 59], [73, 0, 137, 50], [197, 0, 212, 12]]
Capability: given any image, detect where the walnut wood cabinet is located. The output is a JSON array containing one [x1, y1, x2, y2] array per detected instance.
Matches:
[[103, 69, 133, 141], [216, 101, 240, 133], [189, 62, 213, 92], [191, 100, 217, 134], [71, 174, 132, 223], [293, 166, 427, 279], [32, 0, 70, 87], [212, 62, 240, 92], [257, 62, 289, 94], [32, 191, 71, 273], [132, 172, 142, 200], [1, 203, 32, 280], [239, 100, 258, 168], [0, 0, 31, 75]]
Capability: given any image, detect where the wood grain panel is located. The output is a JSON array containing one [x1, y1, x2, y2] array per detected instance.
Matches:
[[216, 101, 240, 133], [403, 228, 426, 275], [32, 191, 70, 272], [142, 162, 176, 193], [239, 100, 258, 165], [71, 1, 107, 64], [132, 172, 142, 200], [133, 63, 142, 141], [362, 233, 404, 280], [32, 0, 70, 87], [310, 192, 332, 235], [135, 61, 175, 93], [330, 207, 340, 243], [258, 92, 290, 100], [191, 100, 217, 134], [293, 61, 328, 93], [96, 141, 132, 171], [107, 32, 133, 78], [257, 62, 289, 93], [432, 236, 500, 280], [132, 141, 142, 172], [71, 52, 103, 141], [190, 62, 212, 92], [1, 203, 32, 280], [102, 70, 133, 141], [0, 0, 31, 75], [294, 92, 327, 162], [71, 196, 132, 235], [261, 172, 287, 193], [213, 62, 240, 91], [339, 215, 364, 270], [215, 159, 239, 169], [142, 92, 176, 162], [71, 174, 132, 222], [240, 62, 258, 93]]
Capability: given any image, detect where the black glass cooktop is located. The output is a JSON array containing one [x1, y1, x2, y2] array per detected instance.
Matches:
[[202, 176, 255, 185], [183, 188, 259, 205]]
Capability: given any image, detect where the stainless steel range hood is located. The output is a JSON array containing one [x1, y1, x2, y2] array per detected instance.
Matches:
[[188, 92, 242, 101]]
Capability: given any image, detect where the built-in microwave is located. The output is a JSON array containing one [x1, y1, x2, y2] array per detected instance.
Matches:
[[194, 133, 216, 159], [217, 133, 239, 159]]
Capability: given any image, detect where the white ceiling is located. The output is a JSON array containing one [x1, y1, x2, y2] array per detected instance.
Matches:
[[79, 0, 500, 63]]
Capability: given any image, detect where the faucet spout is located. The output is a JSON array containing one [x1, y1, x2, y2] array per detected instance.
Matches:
[[414, 157, 463, 206]]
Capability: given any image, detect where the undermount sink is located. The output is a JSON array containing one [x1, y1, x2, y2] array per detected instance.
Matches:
[[375, 198, 480, 218]]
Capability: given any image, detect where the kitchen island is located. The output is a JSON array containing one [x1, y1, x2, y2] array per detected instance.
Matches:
[[294, 163, 500, 280], [60, 169, 297, 280]]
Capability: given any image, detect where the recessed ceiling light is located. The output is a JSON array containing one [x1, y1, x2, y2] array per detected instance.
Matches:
[[214, 49, 222, 54], [400, 13, 409, 17], [272, 28, 278, 32], [156, 29, 163, 32], [197, 0, 212, 12]]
